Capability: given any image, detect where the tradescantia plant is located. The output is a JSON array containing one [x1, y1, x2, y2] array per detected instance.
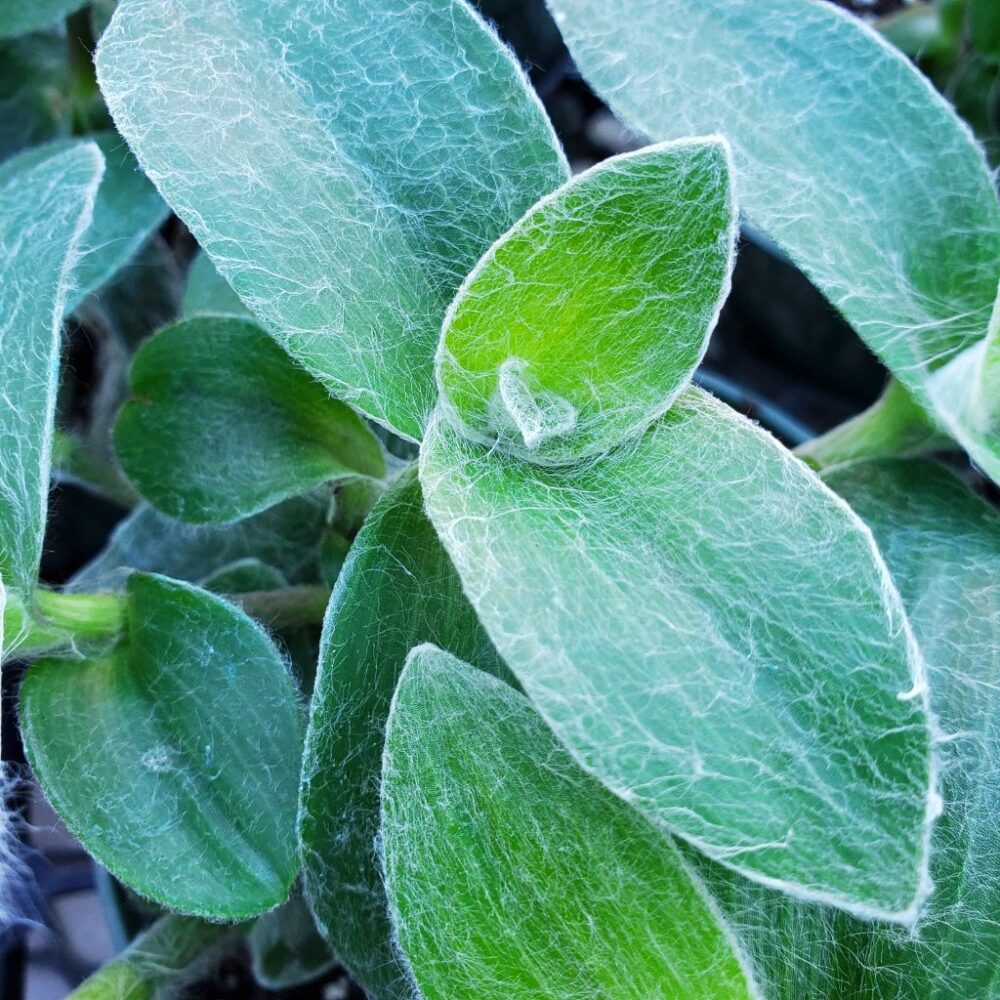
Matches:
[[2, 0, 999, 997]]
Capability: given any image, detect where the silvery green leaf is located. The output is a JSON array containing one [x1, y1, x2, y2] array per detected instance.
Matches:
[[114, 317, 386, 523], [381, 644, 758, 1000], [96, 0, 568, 441], [69, 494, 330, 593], [21, 572, 304, 918], [420, 387, 935, 919], [0, 141, 103, 594], [247, 891, 335, 991], [299, 470, 507, 999], [438, 139, 736, 463], [548, 0, 1000, 476]]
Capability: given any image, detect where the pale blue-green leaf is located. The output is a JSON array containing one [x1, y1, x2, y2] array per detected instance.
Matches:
[[21, 572, 304, 918], [114, 317, 386, 523], [696, 459, 1000, 999], [548, 0, 1000, 472], [0, 134, 169, 313], [0, 141, 103, 594], [183, 250, 250, 319], [96, 0, 568, 441], [437, 139, 736, 463], [299, 470, 508, 999], [69, 494, 331, 592], [420, 387, 934, 919], [381, 644, 757, 1000], [0, 0, 87, 39]]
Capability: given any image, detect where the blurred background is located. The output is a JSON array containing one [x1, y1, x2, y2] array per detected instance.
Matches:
[[1, 0, 998, 996]]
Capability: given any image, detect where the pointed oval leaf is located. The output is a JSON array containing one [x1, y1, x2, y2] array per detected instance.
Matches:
[[114, 317, 386, 523], [382, 644, 757, 1000], [0, 134, 169, 313], [96, 0, 568, 441], [822, 460, 1000, 999], [298, 470, 508, 999], [0, 141, 103, 594], [548, 0, 1000, 473], [21, 572, 304, 918], [437, 139, 736, 463], [420, 388, 935, 919]]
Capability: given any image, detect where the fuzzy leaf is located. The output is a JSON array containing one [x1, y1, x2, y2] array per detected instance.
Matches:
[[0, 0, 87, 38], [0, 134, 169, 313], [823, 460, 1000, 998], [114, 317, 385, 523], [381, 644, 757, 999], [247, 891, 335, 991], [420, 387, 934, 918], [70, 495, 330, 593], [548, 0, 1000, 474], [437, 139, 736, 463], [0, 141, 103, 594], [96, 0, 568, 441], [183, 250, 250, 319], [21, 572, 304, 918], [0, 32, 73, 161], [298, 470, 507, 999]]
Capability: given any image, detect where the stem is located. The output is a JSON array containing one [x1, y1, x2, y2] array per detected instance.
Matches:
[[232, 584, 331, 630], [3, 590, 125, 660], [67, 914, 239, 1000]]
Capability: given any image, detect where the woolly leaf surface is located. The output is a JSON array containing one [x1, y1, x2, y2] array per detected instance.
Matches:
[[96, 0, 568, 441], [420, 387, 934, 918], [21, 572, 303, 918], [114, 317, 385, 523], [437, 139, 736, 462], [0, 134, 169, 313], [70, 495, 329, 593], [548, 0, 1000, 475], [298, 470, 507, 999], [0, 0, 87, 38], [0, 141, 102, 594], [699, 460, 1000, 999], [381, 644, 757, 1000], [247, 891, 336, 991]]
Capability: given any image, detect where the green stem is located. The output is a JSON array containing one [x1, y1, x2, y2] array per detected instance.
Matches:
[[233, 584, 331, 630], [67, 914, 240, 1000], [3, 583, 331, 662]]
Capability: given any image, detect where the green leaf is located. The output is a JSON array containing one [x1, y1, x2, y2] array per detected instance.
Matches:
[[438, 139, 736, 463], [96, 0, 568, 441], [0, 32, 73, 161], [0, 0, 87, 39], [70, 494, 331, 592], [698, 459, 1000, 1000], [247, 890, 336, 991], [381, 644, 757, 1000], [420, 387, 935, 919], [822, 459, 1000, 998], [298, 470, 508, 999], [0, 141, 103, 594], [21, 572, 304, 918], [0, 134, 169, 313], [548, 0, 1000, 473], [114, 317, 386, 523], [183, 250, 250, 319]]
